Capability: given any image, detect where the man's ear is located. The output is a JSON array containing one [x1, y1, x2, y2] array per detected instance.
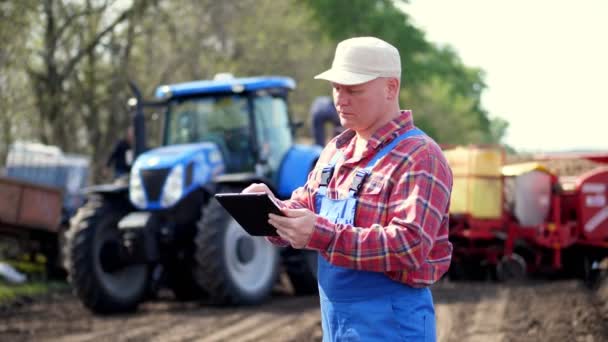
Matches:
[[386, 78, 400, 100]]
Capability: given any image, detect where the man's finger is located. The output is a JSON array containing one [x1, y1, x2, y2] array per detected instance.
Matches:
[[276, 228, 291, 242], [276, 226, 296, 244], [281, 208, 310, 218], [269, 213, 293, 228], [242, 183, 267, 194]]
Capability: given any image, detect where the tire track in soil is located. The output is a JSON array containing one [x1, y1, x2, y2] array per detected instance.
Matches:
[[435, 303, 453, 342], [147, 311, 247, 342], [196, 301, 320, 342], [45, 312, 184, 342], [2, 280, 606, 341], [225, 306, 322, 342], [432, 282, 507, 342], [502, 281, 608, 342], [464, 288, 509, 342]]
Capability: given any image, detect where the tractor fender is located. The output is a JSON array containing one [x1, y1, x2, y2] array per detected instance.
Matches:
[[81, 180, 135, 212], [276, 144, 322, 198], [84, 183, 129, 195]]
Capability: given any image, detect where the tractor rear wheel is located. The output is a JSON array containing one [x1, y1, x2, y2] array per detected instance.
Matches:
[[64, 195, 150, 313], [194, 190, 279, 305]]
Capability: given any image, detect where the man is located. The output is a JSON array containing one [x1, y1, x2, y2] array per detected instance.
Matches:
[[244, 37, 453, 341], [106, 126, 134, 178]]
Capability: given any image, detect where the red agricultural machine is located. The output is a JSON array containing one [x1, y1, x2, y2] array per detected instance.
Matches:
[[445, 146, 608, 286]]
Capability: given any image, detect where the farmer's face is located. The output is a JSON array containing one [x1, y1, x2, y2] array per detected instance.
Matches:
[[331, 78, 395, 135]]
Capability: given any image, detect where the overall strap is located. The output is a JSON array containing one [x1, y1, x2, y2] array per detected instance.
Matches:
[[349, 128, 424, 196], [319, 150, 344, 195]]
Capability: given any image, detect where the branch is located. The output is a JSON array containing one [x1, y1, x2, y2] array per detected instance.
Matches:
[[59, 5, 133, 81], [56, 6, 106, 40]]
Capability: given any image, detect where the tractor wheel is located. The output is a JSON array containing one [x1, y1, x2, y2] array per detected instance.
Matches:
[[583, 256, 606, 290], [496, 253, 527, 282], [64, 195, 150, 314], [283, 248, 318, 295], [447, 259, 468, 281], [194, 191, 279, 305]]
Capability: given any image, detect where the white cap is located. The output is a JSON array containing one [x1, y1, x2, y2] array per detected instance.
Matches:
[[314, 37, 401, 85]]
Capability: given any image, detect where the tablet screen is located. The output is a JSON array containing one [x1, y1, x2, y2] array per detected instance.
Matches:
[[214, 192, 283, 236]]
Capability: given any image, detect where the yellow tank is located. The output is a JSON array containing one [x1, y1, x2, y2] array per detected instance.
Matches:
[[444, 146, 504, 219]]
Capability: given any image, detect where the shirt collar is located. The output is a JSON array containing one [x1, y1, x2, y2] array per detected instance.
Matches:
[[334, 110, 415, 152]]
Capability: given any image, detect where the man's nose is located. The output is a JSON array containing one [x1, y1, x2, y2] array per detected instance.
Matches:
[[334, 90, 349, 108]]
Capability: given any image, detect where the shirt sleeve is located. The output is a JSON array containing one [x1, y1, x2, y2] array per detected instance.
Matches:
[[266, 166, 319, 247], [305, 152, 452, 273]]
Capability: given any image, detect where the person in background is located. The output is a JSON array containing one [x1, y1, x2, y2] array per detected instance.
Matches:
[[310, 96, 342, 146], [106, 126, 134, 179], [244, 36, 453, 341]]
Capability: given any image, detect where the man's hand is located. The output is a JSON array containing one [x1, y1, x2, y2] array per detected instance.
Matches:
[[268, 208, 316, 249], [242, 183, 277, 201]]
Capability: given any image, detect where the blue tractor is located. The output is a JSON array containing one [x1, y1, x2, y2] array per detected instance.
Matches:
[[64, 75, 321, 313]]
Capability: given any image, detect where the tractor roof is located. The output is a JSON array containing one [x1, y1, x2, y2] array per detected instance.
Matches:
[[155, 76, 296, 99]]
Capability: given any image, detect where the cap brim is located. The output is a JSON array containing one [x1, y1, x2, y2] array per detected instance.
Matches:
[[314, 69, 378, 85]]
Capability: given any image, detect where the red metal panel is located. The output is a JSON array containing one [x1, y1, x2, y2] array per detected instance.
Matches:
[[18, 186, 62, 232], [0, 178, 22, 224], [534, 152, 608, 164], [0, 176, 62, 233], [576, 168, 608, 241]]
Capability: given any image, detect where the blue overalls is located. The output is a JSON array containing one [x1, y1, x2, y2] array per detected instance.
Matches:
[[315, 128, 436, 342]]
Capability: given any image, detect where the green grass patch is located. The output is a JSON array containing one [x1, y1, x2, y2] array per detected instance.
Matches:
[[0, 281, 68, 305]]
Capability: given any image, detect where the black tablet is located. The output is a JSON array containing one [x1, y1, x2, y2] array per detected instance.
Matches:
[[214, 192, 284, 236]]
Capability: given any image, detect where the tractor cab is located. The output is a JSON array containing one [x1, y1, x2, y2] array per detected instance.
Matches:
[[159, 75, 295, 177], [129, 75, 319, 211]]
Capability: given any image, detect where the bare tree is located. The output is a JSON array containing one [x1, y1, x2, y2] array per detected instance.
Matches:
[[26, 0, 142, 149]]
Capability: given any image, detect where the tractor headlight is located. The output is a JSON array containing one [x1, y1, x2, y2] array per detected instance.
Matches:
[[129, 167, 147, 208], [161, 164, 184, 207]]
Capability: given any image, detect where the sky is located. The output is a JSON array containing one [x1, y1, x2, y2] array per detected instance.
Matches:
[[401, 0, 608, 152]]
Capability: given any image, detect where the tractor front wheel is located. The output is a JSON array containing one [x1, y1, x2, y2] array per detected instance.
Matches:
[[64, 195, 150, 313], [194, 191, 279, 305]]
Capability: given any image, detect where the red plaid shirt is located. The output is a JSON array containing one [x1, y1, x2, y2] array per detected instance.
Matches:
[[270, 110, 453, 287]]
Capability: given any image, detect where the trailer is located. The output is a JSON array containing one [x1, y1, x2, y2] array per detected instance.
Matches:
[[446, 146, 608, 285], [0, 142, 89, 276], [0, 175, 63, 274]]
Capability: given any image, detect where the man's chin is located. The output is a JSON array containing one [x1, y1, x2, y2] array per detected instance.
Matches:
[[339, 118, 357, 130], [341, 122, 365, 132]]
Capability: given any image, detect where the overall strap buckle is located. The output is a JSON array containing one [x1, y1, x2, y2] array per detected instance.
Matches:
[[319, 150, 344, 188], [349, 169, 369, 196], [320, 166, 335, 187]]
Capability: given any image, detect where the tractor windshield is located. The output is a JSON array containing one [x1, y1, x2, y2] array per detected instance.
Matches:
[[164, 95, 255, 172]]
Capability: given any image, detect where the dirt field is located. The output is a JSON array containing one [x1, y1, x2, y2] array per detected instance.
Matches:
[[1, 280, 606, 342]]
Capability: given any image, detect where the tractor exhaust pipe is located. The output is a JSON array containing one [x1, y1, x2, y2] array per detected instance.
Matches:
[[127, 80, 147, 159]]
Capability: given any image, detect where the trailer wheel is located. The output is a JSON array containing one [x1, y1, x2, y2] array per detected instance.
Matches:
[[65, 195, 149, 313], [283, 248, 318, 295], [496, 253, 527, 282], [583, 256, 606, 290], [194, 190, 279, 305]]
